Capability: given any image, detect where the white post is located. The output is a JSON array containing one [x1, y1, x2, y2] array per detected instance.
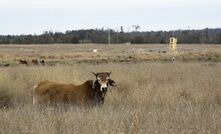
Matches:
[[108, 29, 111, 45]]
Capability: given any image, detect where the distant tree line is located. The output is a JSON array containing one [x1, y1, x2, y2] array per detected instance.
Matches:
[[0, 28, 221, 44]]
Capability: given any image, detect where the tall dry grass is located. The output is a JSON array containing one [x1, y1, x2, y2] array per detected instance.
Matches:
[[0, 62, 221, 134]]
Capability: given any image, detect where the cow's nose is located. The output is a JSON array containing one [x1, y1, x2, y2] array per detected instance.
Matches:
[[102, 87, 107, 91]]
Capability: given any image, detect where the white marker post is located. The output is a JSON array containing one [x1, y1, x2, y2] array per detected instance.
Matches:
[[108, 29, 111, 46]]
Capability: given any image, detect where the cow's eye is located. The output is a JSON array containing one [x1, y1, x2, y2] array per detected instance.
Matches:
[[97, 77, 101, 81]]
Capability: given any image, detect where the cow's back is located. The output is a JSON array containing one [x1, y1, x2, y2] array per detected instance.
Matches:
[[33, 80, 93, 104]]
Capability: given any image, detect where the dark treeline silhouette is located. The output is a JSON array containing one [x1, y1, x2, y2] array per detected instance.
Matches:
[[0, 28, 221, 44]]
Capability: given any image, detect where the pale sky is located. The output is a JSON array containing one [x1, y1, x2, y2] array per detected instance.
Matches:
[[0, 0, 220, 35]]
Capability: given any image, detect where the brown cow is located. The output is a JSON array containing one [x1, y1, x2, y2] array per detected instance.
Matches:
[[32, 59, 38, 65], [0, 63, 10, 67], [19, 59, 28, 65], [40, 59, 45, 65], [33, 72, 116, 106], [3, 63, 10, 67]]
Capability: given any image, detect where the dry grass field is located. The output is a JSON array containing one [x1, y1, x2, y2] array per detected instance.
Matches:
[[0, 44, 221, 134], [0, 44, 221, 66]]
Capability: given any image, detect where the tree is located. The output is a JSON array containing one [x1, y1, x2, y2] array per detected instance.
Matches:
[[218, 33, 221, 44], [0, 28, 221, 44], [71, 36, 79, 44], [131, 36, 144, 44]]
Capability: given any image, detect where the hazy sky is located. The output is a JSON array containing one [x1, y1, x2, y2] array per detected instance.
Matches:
[[0, 0, 220, 35]]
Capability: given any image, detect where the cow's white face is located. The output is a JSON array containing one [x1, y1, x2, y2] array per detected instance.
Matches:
[[96, 76, 109, 92], [93, 72, 116, 91], [93, 72, 117, 104], [93, 72, 112, 92]]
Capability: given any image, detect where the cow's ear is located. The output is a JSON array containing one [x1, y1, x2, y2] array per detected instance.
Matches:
[[108, 72, 111, 76], [108, 79, 116, 87], [92, 72, 97, 77]]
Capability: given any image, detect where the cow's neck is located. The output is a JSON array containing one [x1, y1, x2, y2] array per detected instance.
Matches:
[[91, 80, 104, 105]]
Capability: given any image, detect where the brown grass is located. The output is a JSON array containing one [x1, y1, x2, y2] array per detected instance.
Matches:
[[0, 62, 221, 134], [0, 44, 221, 134]]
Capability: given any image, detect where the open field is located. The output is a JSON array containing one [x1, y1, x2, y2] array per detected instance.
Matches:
[[0, 44, 221, 134], [0, 44, 221, 66]]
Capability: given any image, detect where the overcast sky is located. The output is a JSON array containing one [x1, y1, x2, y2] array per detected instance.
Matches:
[[0, 0, 220, 35]]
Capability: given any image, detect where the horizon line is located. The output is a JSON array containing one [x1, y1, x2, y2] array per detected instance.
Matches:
[[1, 27, 221, 36]]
